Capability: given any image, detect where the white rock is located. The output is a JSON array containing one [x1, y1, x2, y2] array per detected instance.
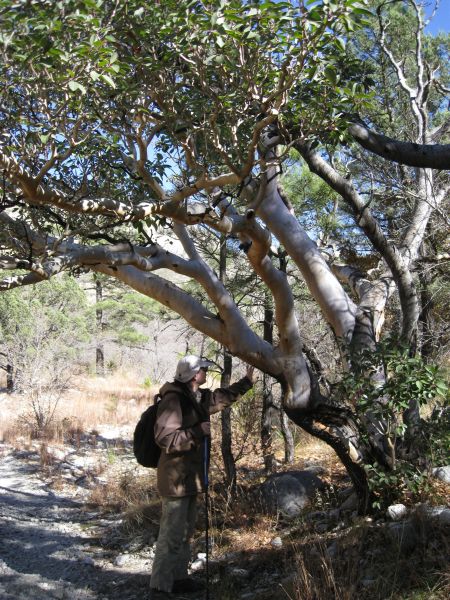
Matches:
[[432, 466, 450, 484], [386, 504, 408, 521], [270, 536, 283, 548], [114, 554, 128, 567], [190, 559, 204, 572]]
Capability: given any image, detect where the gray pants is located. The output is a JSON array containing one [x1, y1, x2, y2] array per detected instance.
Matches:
[[150, 495, 197, 592]]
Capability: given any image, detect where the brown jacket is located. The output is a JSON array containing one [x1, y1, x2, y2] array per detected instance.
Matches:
[[154, 377, 253, 497]]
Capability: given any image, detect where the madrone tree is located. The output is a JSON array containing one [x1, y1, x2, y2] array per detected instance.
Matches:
[[0, 0, 448, 511]]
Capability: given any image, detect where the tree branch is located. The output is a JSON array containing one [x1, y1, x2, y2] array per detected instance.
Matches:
[[349, 122, 450, 170], [295, 141, 419, 344]]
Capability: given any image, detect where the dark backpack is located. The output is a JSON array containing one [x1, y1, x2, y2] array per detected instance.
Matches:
[[133, 394, 162, 468]]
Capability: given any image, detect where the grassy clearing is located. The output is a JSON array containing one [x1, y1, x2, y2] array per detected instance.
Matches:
[[0, 369, 154, 444]]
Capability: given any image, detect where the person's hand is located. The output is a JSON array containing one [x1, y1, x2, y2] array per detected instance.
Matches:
[[196, 421, 211, 438], [245, 365, 256, 384]]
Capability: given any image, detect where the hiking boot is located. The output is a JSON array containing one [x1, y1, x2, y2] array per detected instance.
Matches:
[[149, 588, 173, 600], [172, 577, 205, 593]]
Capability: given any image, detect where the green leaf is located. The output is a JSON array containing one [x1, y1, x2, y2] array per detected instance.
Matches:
[[100, 73, 116, 88], [246, 31, 260, 41], [324, 66, 337, 85], [68, 80, 86, 94]]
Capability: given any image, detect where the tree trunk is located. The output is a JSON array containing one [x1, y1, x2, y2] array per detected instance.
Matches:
[[261, 296, 277, 472], [6, 363, 14, 393], [219, 234, 237, 492], [95, 277, 105, 376], [280, 404, 295, 464], [418, 269, 435, 362], [285, 400, 373, 514], [220, 350, 236, 492], [261, 374, 277, 472]]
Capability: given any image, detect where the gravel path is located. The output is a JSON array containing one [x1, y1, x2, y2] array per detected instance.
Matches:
[[0, 447, 152, 600]]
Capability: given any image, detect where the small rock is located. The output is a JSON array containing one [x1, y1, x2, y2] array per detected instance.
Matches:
[[432, 466, 450, 484], [114, 554, 128, 567], [231, 567, 249, 579], [303, 464, 328, 476], [270, 536, 283, 548], [387, 504, 408, 521], [305, 510, 326, 521], [190, 559, 204, 572], [221, 551, 240, 561], [328, 509, 340, 521]]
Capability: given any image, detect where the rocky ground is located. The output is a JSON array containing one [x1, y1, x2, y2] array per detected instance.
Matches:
[[0, 433, 159, 600], [1, 427, 449, 600]]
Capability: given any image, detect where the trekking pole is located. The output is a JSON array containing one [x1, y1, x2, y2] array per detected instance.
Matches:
[[203, 435, 210, 600]]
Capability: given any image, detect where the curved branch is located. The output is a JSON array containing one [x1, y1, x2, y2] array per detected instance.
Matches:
[[93, 263, 278, 374], [0, 271, 45, 291], [296, 141, 420, 345], [349, 122, 450, 170], [253, 157, 357, 342]]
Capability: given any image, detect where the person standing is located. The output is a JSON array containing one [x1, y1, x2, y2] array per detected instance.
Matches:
[[149, 355, 255, 599]]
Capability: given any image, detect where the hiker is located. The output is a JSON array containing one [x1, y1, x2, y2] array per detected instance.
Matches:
[[149, 355, 255, 599]]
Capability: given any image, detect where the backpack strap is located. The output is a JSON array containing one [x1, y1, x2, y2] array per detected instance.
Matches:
[[158, 385, 207, 422]]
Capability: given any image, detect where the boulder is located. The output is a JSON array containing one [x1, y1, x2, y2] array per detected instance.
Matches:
[[385, 521, 419, 553], [258, 471, 325, 518], [423, 506, 450, 525]]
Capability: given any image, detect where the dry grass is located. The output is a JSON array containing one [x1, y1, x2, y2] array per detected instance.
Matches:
[[2, 371, 448, 600], [0, 369, 155, 444], [88, 469, 157, 514], [291, 513, 450, 600]]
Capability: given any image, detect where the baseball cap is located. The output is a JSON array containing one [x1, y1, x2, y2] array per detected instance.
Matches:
[[174, 355, 215, 383]]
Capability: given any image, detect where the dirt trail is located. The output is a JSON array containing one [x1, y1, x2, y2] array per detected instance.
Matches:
[[0, 446, 150, 600]]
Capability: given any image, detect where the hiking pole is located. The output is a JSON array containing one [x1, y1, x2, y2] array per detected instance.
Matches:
[[203, 435, 210, 600]]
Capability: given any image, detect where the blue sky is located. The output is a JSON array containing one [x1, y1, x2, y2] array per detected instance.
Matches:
[[425, 0, 450, 34]]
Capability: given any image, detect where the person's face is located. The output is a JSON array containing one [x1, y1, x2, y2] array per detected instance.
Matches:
[[194, 367, 208, 385]]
